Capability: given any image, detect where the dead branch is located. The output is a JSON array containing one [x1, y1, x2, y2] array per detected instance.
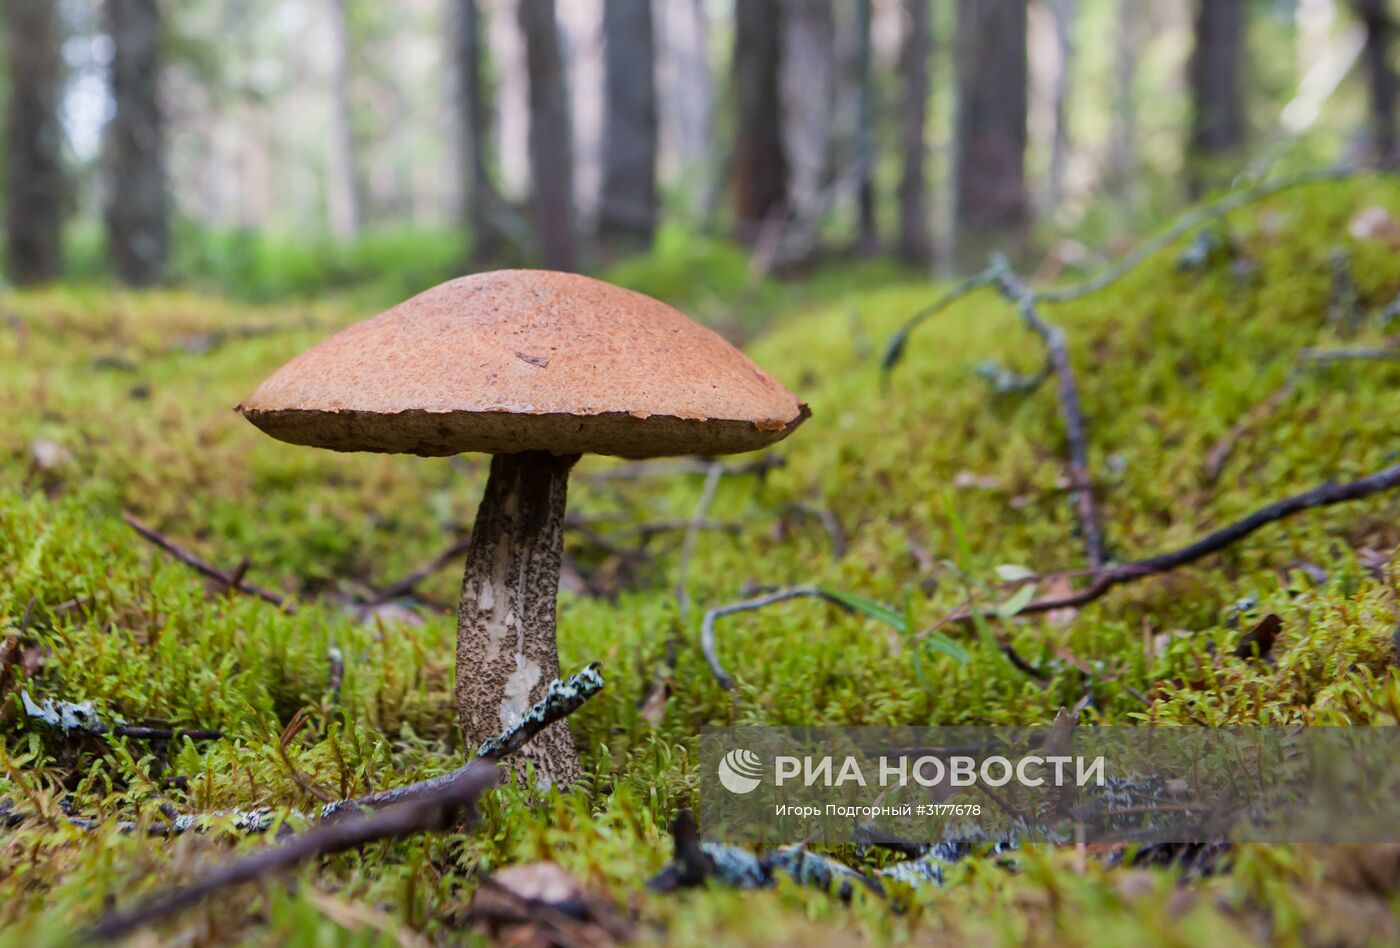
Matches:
[[939, 461, 1400, 624], [702, 587, 856, 689], [675, 462, 725, 621], [883, 166, 1372, 374], [1204, 378, 1300, 483], [1296, 345, 1400, 363], [1035, 166, 1367, 303], [1206, 341, 1397, 483], [779, 504, 849, 560], [88, 762, 499, 941], [990, 255, 1106, 568], [320, 663, 603, 821], [122, 513, 292, 612], [85, 664, 604, 939], [376, 518, 742, 604], [19, 692, 222, 742], [582, 453, 784, 482], [375, 535, 473, 601], [881, 270, 997, 375]]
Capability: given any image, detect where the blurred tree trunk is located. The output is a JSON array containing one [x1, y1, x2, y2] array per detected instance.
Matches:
[[326, 0, 361, 239], [778, 0, 834, 245], [655, 0, 712, 213], [5, 0, 65, 284], [897, 0, 932, 265], [1107, 0, 1138, 186], [1044, 0, 1076, 215], [731, 0, 787, 238], [599, 0, 658, 251], [1188, 0, 1246, 194], [853, 0, 877, 251], [454, 0, 505, 263], [1354, 0, 1398, 168], [953, 0, 1028, 268], [518, 0, 577, 270], [106, 0, 169, 287]]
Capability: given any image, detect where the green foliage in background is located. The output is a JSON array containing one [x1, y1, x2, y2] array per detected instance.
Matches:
[[2, 179, 1400, 944]]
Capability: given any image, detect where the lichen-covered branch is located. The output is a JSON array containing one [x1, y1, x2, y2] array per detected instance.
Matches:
[[19, 691, 223, 742], [83, 664, 604, 937], [323, 662, 603, 822], [6, 664, 604, 835], [88, 761, 499, 941]]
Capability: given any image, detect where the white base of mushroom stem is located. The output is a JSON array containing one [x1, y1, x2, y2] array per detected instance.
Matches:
[[456, 450, 582, 789]]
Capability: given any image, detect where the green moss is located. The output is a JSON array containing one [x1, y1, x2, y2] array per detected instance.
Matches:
[[2, 180, 1399, 943]]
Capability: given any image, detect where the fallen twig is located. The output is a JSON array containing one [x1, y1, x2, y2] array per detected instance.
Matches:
[[19, 692, 222, 742], [1035, 166, 1366, 303], [675, 462, 724, 622], [881, 271, 997, 376], [779, 504, 849, 560], [702, 587, 854, 689], [1296, 345, 1400, 363], [1205, 341, 1397, 483], [374, 535, 472, 601], [376, 518, 742, 604], [989, 255, 1106, 568], [122, 513, 292, 612], [582, 453, 784, 482], [882, 253, 1110, 569], [936, 461, 1400, 624], [88, 762, 499, 941], [883, 166, 1372, 374], [6, 665, 602, 843], [85, 664, 604, 939], [1204, 378, 1301, 483], [321, 663, 604, 821]]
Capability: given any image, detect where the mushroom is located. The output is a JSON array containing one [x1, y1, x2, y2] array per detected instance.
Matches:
[[237, 270, 807, 787]]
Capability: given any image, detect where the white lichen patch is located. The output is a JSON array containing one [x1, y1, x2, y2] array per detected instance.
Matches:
[[500, 654, 542, 728]]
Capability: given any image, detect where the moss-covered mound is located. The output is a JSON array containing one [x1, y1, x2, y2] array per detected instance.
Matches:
[[1, 179, 1398, 945]]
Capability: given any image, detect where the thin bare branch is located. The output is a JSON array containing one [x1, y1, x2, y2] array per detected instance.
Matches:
[[939, 461, 1400, 624], [675, 462, 725, 621], [990, 255, 1106, 569], [702, 587, 854, 689], [883, 167, 1374, 374], [583, 453, 784, 482], [122, 513, 292, 611]]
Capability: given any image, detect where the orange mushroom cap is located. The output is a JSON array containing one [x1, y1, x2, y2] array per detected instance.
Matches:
[[238, 269, 808, 458]]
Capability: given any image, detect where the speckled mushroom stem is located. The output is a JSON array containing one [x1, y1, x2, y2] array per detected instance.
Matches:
[[455, 450, 582, 788]]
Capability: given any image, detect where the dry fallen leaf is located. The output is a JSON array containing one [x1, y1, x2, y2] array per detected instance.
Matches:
[[1233, 613, 1281, 660], [468, 861, 628, 948]]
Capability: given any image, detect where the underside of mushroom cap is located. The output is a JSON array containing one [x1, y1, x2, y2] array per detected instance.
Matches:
[[238, 269, 808, 459]]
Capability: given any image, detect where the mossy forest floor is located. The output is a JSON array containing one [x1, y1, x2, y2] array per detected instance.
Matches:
[[3, 179, 1400, 945]]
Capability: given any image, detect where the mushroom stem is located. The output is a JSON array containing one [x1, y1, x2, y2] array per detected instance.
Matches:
[[455, 450, 582, 788]]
